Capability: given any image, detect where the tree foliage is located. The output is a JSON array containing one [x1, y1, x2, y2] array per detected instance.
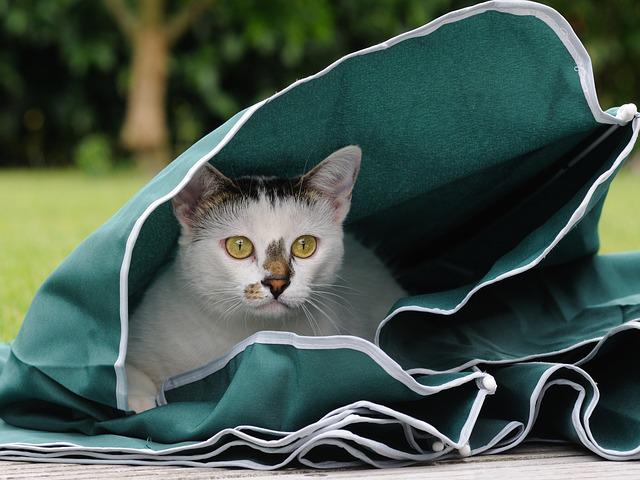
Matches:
[[1, 0, 638, 167]]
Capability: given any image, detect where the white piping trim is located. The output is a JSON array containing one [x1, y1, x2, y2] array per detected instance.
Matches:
[[470, 421, 524, 455], [485, 364, 591, 455], [157, 330, 493, 401], [474, 323, 640, 459], [4, 321, 640, 464], [405, 319, 640, 376], [0, 394, 491, 466], [114, 0, 637, 410], [0, 427, 449, 470], [375, 117, 639, 345]]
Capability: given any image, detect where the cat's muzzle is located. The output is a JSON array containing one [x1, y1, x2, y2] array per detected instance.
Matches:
[[261, 275, 290, 299]]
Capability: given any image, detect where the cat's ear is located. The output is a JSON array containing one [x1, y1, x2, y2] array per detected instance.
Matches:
[[172, 163, 234, 230], [302, 145, 361, 223]]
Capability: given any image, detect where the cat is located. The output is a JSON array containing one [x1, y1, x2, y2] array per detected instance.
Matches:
[[125, 146, 407, 413]]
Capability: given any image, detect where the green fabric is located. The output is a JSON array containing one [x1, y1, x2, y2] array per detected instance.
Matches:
[[1, 2, 639, 468]]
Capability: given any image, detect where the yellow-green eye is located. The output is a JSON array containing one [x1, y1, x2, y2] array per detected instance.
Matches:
[[291, 235, 317, 258], [225, 236, 254, 259]]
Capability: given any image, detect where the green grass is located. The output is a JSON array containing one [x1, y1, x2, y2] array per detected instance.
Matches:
[[0, 169, 639, 342], [599, 172, 640, 253], [0, 169, 148, 341]]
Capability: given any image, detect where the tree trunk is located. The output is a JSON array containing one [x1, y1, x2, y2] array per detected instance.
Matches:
[[106, 0, 210, 173], [120, 2, 170, 173]]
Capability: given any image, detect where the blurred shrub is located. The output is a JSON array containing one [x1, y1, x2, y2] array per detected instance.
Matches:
[[73, 134, 112, 175], [0, 0, 638, 167]]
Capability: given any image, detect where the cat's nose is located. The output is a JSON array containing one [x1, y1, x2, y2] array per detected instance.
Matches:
[[261, 276, 290, 299]]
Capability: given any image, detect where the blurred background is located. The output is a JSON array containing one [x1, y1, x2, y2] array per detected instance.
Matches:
[[1, 0, 639, 340]]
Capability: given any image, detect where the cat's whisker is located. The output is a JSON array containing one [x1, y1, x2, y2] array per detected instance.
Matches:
[[311, 289, 354, 305], [310, 292, 356, 318], [311, 282, 363, 292], [221, 303, 244, 327], [192, 284, 241, 300], [225, 309, 232, 331], [207, 293, 240, 302], [298, 304, 309, 331], [218, 300, 243, 323], [207, 285, 241, 291], [309, 293, 345, 314], [305, 297, 341, 335], [206, 290, 239, 296], [204, 296, 240, 310], [299, 303, 315, 335], [310, 289, 353, 309], [311, 295, 357, 336], [300, 303, 319, 336], [309, 283, 364, 295], [332, 273, 367, 291]]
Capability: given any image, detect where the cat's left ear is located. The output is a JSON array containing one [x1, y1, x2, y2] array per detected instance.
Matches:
[[301, 145, 361, 224], [172, 163, 234, 231]]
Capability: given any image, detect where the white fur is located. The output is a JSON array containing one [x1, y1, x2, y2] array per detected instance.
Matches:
[[125, 147, 406, 412]]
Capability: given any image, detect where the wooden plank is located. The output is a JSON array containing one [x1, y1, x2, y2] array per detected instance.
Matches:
[[1, 445, 639, 479]]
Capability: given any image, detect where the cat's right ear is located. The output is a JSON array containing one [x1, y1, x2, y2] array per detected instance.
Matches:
[[301, 145, 362, 224], [172, 163, 233, 230]]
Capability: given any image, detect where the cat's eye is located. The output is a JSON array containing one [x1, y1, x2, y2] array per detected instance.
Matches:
[[291, 235, 317, 259], [225, 236, 254, 259]]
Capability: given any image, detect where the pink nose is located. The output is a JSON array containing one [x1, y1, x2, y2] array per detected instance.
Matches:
[[261, 277, 290, 299]]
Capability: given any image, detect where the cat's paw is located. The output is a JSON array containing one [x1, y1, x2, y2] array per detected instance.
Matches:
[[125, 363, 159, 413], [128, 395, 157, 414]]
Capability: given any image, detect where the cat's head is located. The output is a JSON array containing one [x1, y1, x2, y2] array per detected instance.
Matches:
[[171, 145, 361, 321]]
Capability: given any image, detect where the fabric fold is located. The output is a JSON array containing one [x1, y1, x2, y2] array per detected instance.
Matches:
[[1, 0, 638, 469]]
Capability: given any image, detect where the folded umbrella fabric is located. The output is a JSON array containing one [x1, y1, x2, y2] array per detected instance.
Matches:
[[1, 0, 638, 469]]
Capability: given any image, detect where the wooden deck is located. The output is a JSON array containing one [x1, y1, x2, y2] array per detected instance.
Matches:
[[1, 444, 640, 479]]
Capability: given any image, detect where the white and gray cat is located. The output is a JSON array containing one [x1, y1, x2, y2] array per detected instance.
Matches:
[[126, 146, 406, 412]]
